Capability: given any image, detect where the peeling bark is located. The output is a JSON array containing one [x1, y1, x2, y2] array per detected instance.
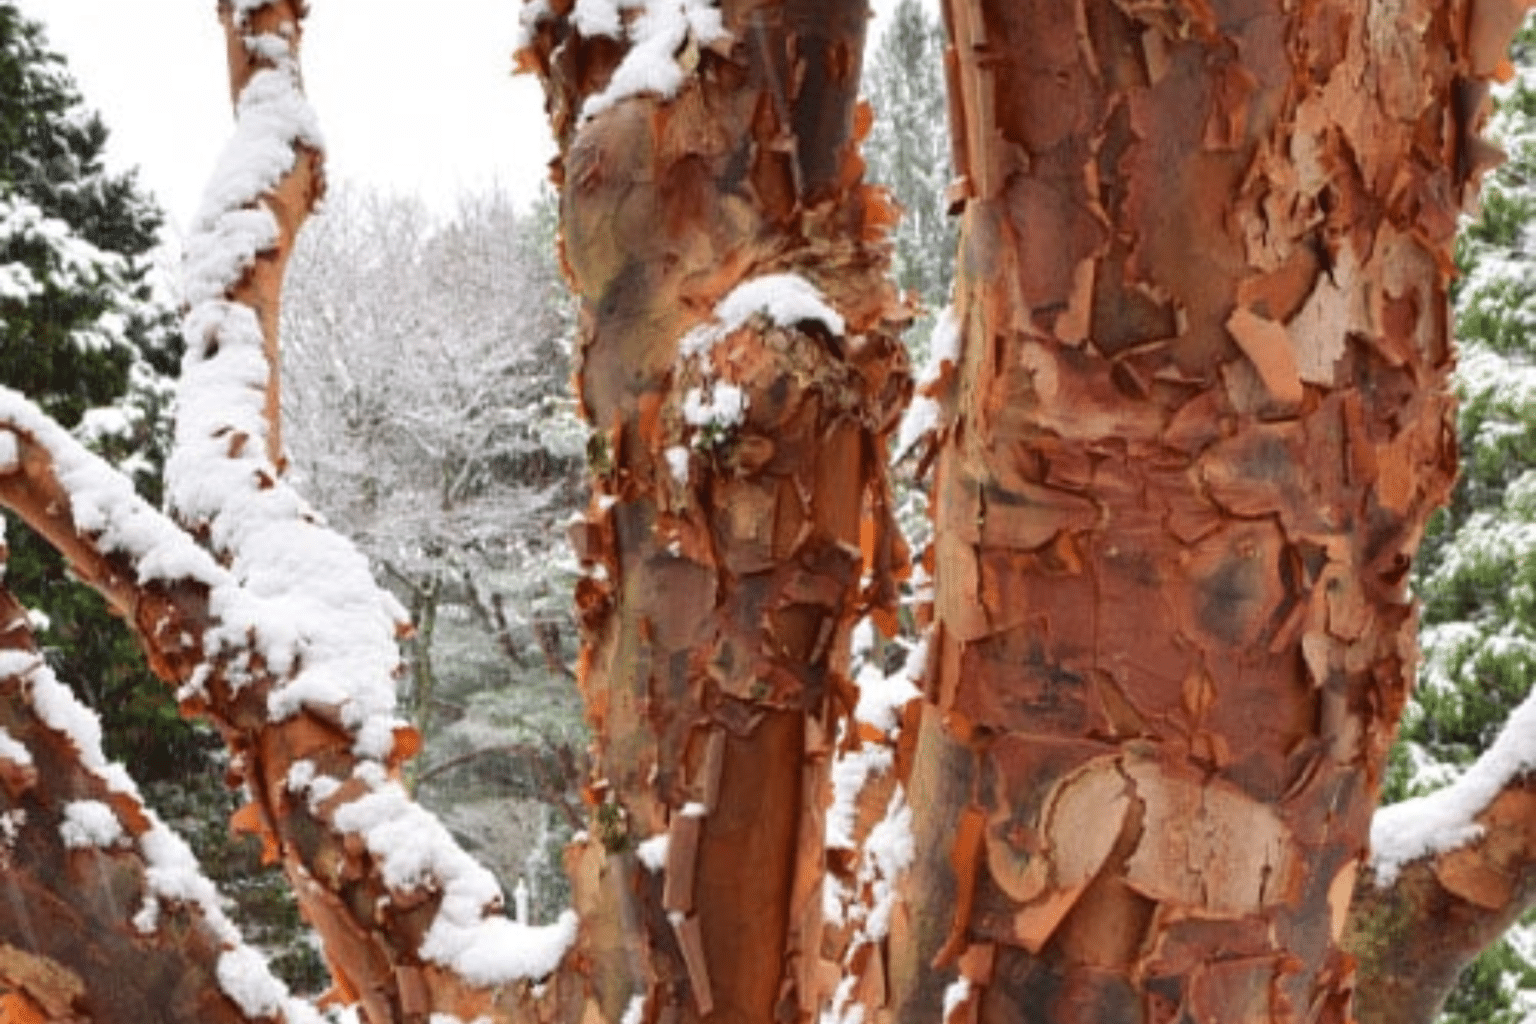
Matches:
[[867, 1, 1525, 1022], [2, 2, 1530, 1022], [518, 5, 910, 1024]]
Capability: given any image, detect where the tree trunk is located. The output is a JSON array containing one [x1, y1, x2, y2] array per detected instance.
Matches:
[[870, 2, 1516, 1022], [518, 5, 910, 1024]]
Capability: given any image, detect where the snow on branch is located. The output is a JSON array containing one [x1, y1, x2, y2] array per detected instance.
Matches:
[[172, 0, 580, 1014], [1370, 685, 1536, 885], [1, 0, 580, 1015], [0, 585, 320, 1024], [0, 391, 578, 998]]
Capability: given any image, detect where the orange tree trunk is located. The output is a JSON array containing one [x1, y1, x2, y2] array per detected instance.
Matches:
[[517, 5, 910, 1024], [876, 2, 1519, 1023]]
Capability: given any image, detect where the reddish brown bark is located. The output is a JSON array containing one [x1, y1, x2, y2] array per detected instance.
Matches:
[[518, 4, 910, 1024], [860, 2, 1524, 1023], [5, 3, 1534, 1023]]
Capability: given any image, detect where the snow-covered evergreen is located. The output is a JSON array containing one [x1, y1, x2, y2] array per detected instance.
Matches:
[[1382, 19, 1536, 1023], [863, 0, 953, 363]]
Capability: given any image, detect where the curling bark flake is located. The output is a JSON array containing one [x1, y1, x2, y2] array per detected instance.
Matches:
[[517, 3, 910, 1024], [867, 1, 1527, 1023]]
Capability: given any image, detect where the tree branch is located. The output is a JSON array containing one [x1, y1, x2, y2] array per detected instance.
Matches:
[[0, 394, 576, 1024], [1348, 688, 1536, 1024], [0, 574, 289, 1024]]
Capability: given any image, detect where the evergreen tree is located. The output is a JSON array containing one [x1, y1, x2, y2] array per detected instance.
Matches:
[[0, 1, 192, 775], [1384, 18, 1536, 1022], [863, 0, 954, 357]]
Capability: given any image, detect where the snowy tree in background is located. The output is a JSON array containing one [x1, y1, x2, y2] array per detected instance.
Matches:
[[0, 3, 202, 779], [1382, 19, 1536, 1023], [280, 184, 586, 913], [862, 0, 953, 359]]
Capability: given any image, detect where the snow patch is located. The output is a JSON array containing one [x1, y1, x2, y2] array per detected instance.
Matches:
[[636, 833, 670, 872], [826, 745, 893, 851], [896, 395, 939, 459], [664, 445, 691, 485], [0, 727, 30, 768], [942, 978, 972, 1024], [0, 810, 24, 848], [680, 273, 844, 360], [218, 946, 288, 1019], [916, 305, 960, 386], [572, 0, 623, 38], [682, 382, 747, 432], [580, 0, 728, 120], [333, 782, 578, 982], [862, 788, 915, 940], [60, 800, 125, 850]]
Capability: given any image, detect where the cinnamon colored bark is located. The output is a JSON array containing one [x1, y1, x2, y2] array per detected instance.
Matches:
[[870, 2, 1524, 1023], [518, 5, 910, 1024], [0, 581, 258, 1024]]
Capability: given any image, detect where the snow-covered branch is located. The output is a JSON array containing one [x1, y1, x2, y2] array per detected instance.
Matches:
[[0, 1, 583, 1019], [0, 570, 315, 1024], [0, 389, 578, 1020], [1349, 687, 1536, 1024]]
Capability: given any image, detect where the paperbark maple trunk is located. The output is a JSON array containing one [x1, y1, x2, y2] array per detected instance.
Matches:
[[518, 6, 909, 1024], [866, 2, 1521, 1023]]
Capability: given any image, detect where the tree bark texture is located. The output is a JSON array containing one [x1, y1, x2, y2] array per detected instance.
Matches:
[[870, 2, 1524, 1023], [518, 5, 911, 1024], [0, 581, 261, 1024]]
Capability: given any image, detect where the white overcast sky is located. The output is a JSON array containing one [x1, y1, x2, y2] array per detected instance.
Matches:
[[15, 1, 913, 246]]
